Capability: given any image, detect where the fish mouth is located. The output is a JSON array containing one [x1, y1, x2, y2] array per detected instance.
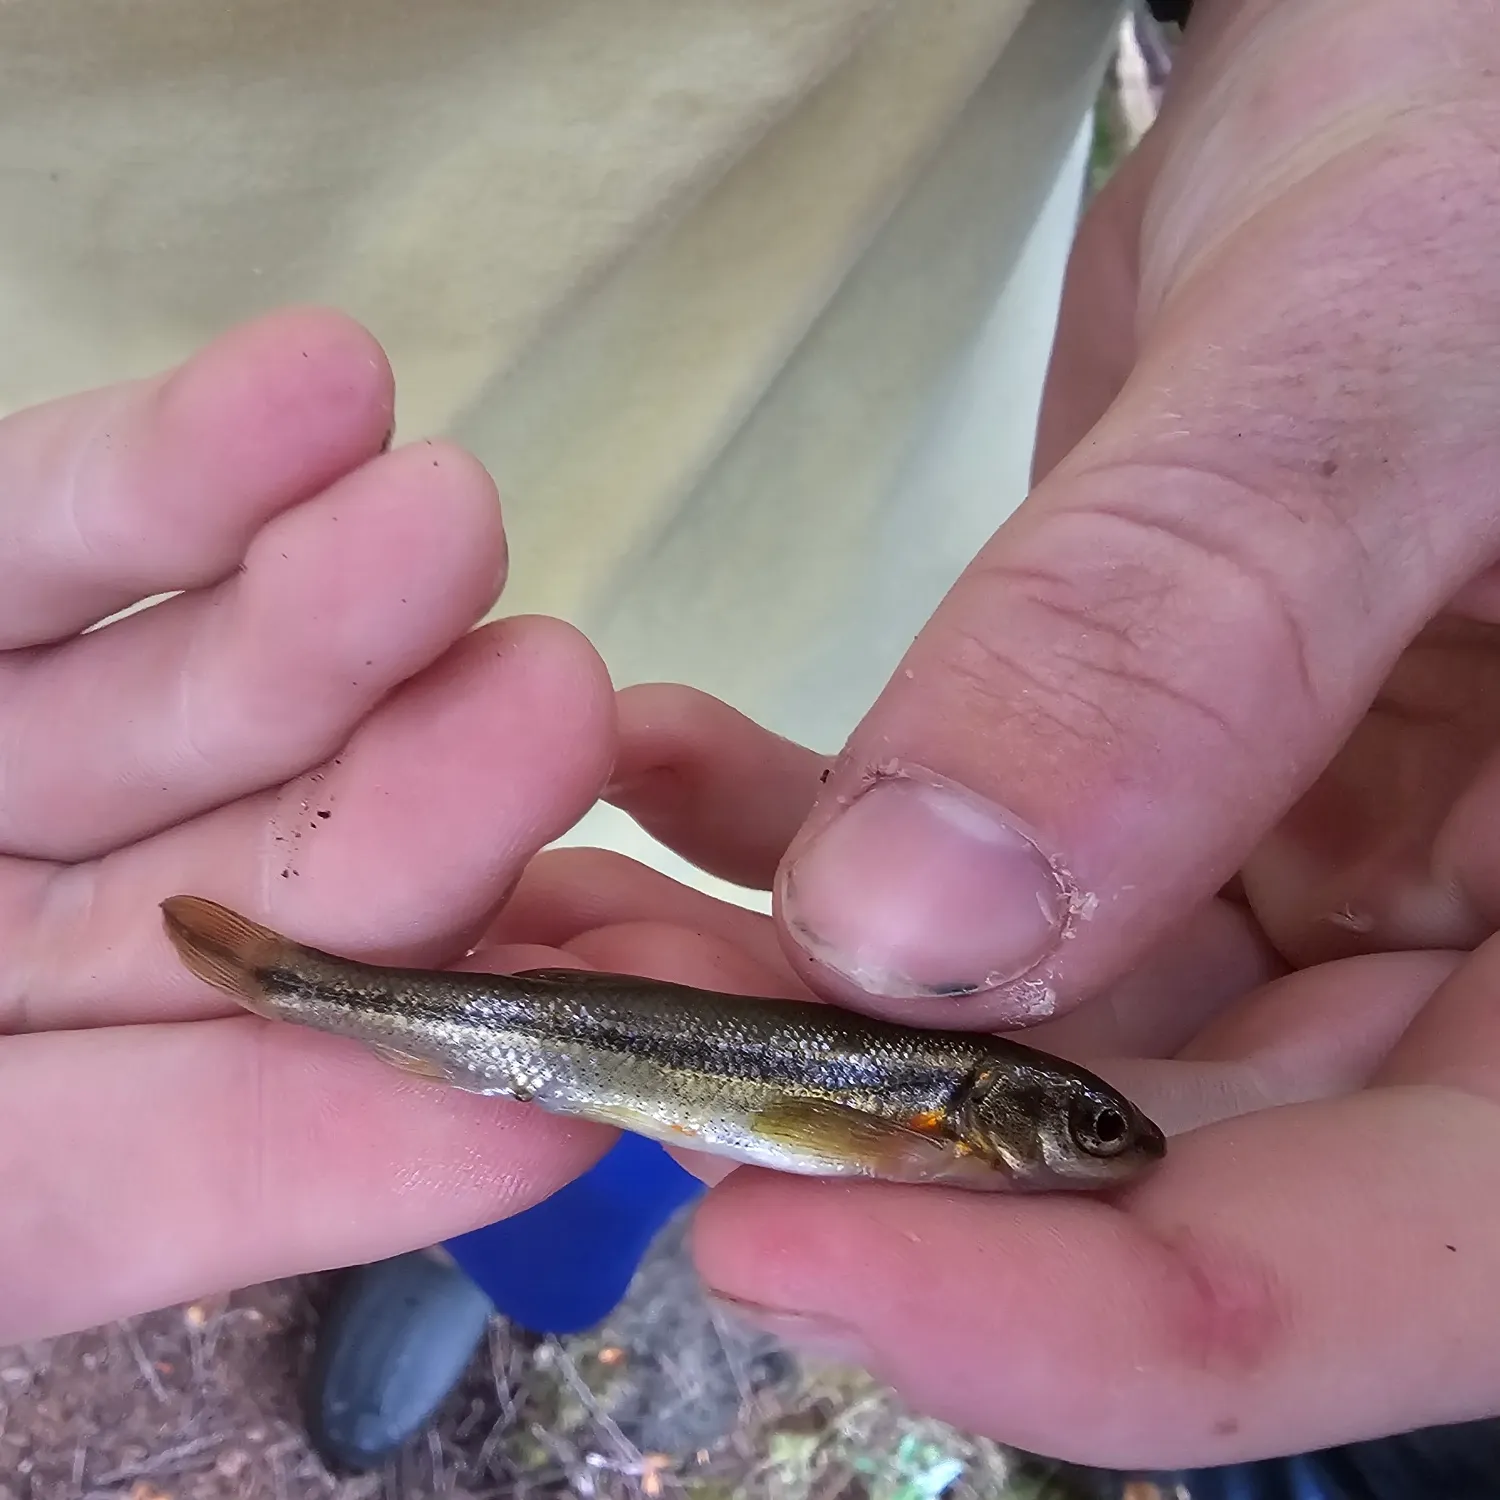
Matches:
[[1136, 1115, 1168, 1161]]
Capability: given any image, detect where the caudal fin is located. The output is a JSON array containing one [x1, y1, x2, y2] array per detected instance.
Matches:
[[161, 895, 298, 1017]]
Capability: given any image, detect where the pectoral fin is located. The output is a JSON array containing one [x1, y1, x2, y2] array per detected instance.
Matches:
[[750, 1099, 950, 1175], [749, 1099, 1011, 1188], [366, 1042, 451, 1081]]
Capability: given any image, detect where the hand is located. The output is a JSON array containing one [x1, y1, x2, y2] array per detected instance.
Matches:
[[550, 0, 1500, 1465], [501, 684, 1499, 1468], [507, 0, 1500, 1465], [703, 0, 1500, 1030], [0, 308, 621, 1346]]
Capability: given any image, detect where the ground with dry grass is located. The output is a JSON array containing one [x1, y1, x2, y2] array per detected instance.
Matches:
[[0, 1211, 1109, 1500]]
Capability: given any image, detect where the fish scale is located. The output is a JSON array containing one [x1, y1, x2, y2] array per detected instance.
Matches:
[[161, 894, 1167, 1193]]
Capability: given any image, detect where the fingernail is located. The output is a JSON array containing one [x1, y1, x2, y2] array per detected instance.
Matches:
[[708, 1295, 872, 1368], [781, 767, 1070, 1004]]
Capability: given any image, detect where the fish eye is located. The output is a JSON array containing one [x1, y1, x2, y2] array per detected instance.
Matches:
[[1069, 1095, 1131, 1157]]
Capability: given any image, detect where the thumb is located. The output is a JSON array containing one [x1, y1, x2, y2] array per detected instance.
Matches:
[[773, 0, 1500, 1026]]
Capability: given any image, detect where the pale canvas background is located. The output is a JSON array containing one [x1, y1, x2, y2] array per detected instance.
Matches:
[[2, 0, 1120, 902]]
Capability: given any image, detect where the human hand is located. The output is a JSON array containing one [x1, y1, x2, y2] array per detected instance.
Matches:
[[0, 308, 624, 1346], [501, 0, 1500, 1464], [497, 684, 1497, 1468], [705, 0, 1500, 1028], [539, 0, 1500, 1464]]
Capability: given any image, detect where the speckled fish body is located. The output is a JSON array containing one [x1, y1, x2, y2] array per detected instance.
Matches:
[[161, 895, 1166, 1193]]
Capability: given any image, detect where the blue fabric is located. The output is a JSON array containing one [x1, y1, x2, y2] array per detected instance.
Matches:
[[440, 1133, 705, 1335]]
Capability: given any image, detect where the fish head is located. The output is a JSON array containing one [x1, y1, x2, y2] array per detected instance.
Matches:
[[951, 1055, 1166, 1189]]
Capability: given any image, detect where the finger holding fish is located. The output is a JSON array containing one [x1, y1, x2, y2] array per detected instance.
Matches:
[[8, 614, 613, 1035], [693, 947, 1476, 1470], [0, 906, 753, 1345], [0, 1004, 614, 1347], [589, 682, 1288, 1057], [488, 843, 1287, 1076], [603, 681, 829, 890], [427, 850, 1434, 1160], [136, 872, 1465, 1465]]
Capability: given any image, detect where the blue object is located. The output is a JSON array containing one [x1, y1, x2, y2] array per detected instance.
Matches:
[[442, 1132, 706, 1335], [306, 1247, 498, 1471], [305, 1135, 705, 1469]]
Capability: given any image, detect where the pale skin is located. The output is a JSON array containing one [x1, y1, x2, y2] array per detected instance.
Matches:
[[6, 0, 1500, 1471]]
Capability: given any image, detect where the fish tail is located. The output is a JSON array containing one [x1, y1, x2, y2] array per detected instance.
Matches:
[[161, 895, 302, 1019]]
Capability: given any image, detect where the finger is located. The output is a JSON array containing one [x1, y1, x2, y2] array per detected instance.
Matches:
[[472, 921, 799, 1005], [773, 5, 1500, 1027], [463, 942, 581, 973], [1432, 727, 1500, 947], [0, 307, 394, 647], [1234, 619, 1500, 967], [694, 948, 1478, 1469], [495, 851, 1278, 1058], [1024, 896, 1284, 1062], [691, 949, 1481, 1473], [1099, 947, 1458, 1135], [485, 846, 801, 992], [0, 440, 505, 861], [492, 915, 1436, 1197], [1030, 117, 1161, 485], [605, 683, 828, 891], [1185, 948, 1458, 1072], [563, 918, 808, 1002], [696, 1083, 1500, 1469], [1031, 0, 1247, 487], [7, 615, 615, 1032], [0, 1014, 609, 1345]]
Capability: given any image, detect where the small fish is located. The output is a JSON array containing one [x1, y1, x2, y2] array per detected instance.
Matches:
[[162, 895, 1165, 1192]]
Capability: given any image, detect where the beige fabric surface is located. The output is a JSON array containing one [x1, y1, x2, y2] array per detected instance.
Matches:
[[2, 0, 1120, 893]]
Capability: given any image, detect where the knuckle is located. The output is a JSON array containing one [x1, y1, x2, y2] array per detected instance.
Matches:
[[948, 481, 1343, 771]]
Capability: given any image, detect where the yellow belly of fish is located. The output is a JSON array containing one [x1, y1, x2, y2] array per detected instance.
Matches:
[[569, 1094, 1013, 1190]]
